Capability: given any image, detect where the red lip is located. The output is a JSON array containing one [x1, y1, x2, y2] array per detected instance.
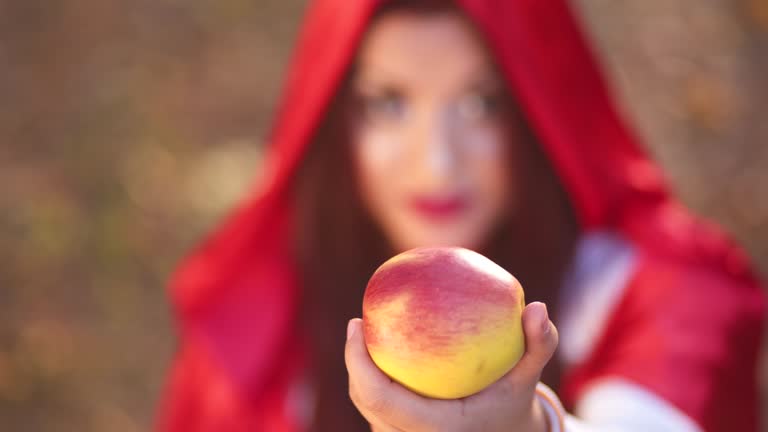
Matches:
[[409, 195, 469, 221]]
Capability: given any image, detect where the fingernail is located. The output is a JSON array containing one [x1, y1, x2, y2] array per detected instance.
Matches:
[[540, 303, 550, 334], [347, 320, 357, 341]]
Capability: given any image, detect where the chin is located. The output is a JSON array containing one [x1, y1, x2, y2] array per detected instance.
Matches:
[[391, 227, 485, 253]]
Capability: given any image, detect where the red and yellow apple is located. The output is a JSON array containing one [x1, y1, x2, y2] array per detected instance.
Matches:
[[362, 247, 526, 399]]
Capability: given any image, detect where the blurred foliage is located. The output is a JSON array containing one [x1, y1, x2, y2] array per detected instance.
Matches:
[[0, 0, 766, 431]]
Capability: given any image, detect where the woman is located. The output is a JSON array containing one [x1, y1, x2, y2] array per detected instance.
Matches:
[[156, 0, 766, 431]]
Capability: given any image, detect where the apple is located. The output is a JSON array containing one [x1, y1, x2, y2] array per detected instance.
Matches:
[[362, 247, 526, 399]]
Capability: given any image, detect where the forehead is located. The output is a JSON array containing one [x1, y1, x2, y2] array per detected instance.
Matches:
[[356, 11, 496, 89]]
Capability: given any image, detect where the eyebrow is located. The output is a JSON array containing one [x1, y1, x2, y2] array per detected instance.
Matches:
[[464, 75, 503, 92], [352, 68, 414, 99]]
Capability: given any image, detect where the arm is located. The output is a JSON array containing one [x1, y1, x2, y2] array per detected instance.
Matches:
[[563, 379, 701, 432], [155, 343, 261, 432], [345, 268, 764, 432], [556, 261, 765, 432]]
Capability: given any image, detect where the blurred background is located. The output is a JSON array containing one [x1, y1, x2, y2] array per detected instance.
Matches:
[[1, 0, 767, 430]]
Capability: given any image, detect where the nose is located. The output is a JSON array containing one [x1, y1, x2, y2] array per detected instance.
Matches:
[[408, 106, 459, 188]]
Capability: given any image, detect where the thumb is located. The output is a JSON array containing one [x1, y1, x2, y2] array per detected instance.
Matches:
[[511, 302, 558, 385]]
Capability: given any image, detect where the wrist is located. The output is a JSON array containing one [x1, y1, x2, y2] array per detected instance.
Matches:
[[529, 395, 550, 432], [533, 382, 565, 432]]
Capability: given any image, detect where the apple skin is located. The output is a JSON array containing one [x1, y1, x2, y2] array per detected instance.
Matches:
[[362, 247, 526, 399]]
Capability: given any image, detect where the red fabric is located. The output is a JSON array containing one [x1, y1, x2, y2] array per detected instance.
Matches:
[[156, 0, 766, 431], [562, 249, 764, 431]]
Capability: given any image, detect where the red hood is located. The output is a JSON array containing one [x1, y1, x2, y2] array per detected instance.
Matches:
[[164, 0, 758, 422]]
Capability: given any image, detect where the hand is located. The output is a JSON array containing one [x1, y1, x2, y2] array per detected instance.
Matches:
[[344, 302, 558, 432]]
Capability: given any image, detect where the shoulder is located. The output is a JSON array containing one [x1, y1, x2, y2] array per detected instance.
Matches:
[[619, 203, 765, 330], [625, 245, 765, 337]]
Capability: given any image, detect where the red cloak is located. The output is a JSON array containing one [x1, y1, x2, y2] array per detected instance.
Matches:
[[156, 1, 766, 430]]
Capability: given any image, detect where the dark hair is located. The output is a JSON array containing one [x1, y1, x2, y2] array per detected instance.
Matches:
[[293, 2, 579, 430]]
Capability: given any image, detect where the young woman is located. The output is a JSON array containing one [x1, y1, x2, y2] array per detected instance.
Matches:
[[156, 0, 766, 431]]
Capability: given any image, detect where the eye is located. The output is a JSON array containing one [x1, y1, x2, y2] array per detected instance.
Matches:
[[457, 91, 503, 122], [360, 90, 407, 123]]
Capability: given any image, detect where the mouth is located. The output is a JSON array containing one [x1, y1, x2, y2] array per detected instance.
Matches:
[[409, 194, 470, 222]]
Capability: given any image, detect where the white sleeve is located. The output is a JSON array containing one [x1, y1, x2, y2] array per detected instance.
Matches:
[[560, 379, 703, 432]]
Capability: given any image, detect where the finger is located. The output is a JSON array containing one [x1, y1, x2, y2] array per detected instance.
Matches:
[[508, 302, 558, 386], [344, 319, 438, 431]]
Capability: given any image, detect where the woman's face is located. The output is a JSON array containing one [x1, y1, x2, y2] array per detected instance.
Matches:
[[352, 10, 516, 252]]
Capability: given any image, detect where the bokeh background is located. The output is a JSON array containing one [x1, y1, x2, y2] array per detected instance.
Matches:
[[1, 0, 767, 431]]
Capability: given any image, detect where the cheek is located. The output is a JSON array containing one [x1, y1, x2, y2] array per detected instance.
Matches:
[[353, 127, 404, 211], [355, 127, 404, 170]]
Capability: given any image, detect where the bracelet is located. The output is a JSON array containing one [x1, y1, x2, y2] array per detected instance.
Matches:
[[535, 382, 566, 432]]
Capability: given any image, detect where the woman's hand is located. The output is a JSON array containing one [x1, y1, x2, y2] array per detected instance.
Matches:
[[345, 301, 558, 432]]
